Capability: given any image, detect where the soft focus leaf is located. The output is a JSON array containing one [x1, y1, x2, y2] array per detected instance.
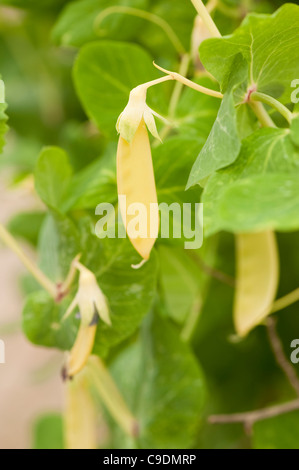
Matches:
[[33, 414, 64, 450], [38, 211, 80, 282], [63, 145, 117, 210], [34, 147, 72, 210], [73, 41, 167, 139], [253, 411, 299, 449], [110, 314, 206, 449], [22, 290, 78, 350], [52, 0, 148, 46], [158, 245, 202, 324], [7, 211, 46, 246]]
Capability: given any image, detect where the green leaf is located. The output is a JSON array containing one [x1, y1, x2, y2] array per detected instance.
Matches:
[[207, 127, 298, 187], [199, 4, 299, 103], [236, 102, 259, 139], [110, 314, 206, 449], [192, 232, 234, 343], [202, 128, 299, 234], [138, 0, 195, 56], [38, 211, 81, 282], [52, 0, 148, 47], [187, 92, 241, 188], [86, 233, 158, 357], [218, 173, 299, 232], [7, 211, 46, 246], [0, 136, 40, 175], [59, 120, 106, 172], [32, 413, 64, 450], [73, 41, 167, 139], [34, 147, 72, 210], [0, 0, 67, 10], [158, 236, 219, 330], [63, 144, 117, 211], [253, 411, 299, 449], [22, 290, 78, 350]]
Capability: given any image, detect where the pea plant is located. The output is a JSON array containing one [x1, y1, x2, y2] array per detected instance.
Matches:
[[0, 0, 299, 450]]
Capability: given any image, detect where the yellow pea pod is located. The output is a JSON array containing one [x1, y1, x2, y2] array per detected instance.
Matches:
[[64, 374, 97, 449], [234, 230, 279, 337], [117, 118, 159, 261], [64, 323, 97, 379]]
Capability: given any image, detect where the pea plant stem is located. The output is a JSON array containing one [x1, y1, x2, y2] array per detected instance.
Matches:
[[266, 317, 299, 397], [271, 287, 299, 313], [189, 1, 277, 128], [251, 91, 293, 124], [0, 223, 56, 297], [168, 53, 191, 118], [86, 356, 138, 438], [60, 254, 81, 295], [190, 0, 221, 37], [181, 297, 202, 342], [94, 6, 186, 55], [153, 62, 223, 99], [209, 399, 299, 428], [188, 7, 277, 128], [142, 75, 174, 90], [154, 54, 191, 145], [249, 100, 276, 128]]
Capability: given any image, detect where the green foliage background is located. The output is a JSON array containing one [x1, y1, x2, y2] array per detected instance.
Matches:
[[0, 0, 299, 449]]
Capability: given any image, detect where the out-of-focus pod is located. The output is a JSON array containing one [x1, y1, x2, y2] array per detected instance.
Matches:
[[234, 231, 279, 337]]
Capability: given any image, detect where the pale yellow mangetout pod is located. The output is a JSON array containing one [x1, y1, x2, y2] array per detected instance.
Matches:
[[117, 118, 159, 260], [234, 231, 279, 337], [191, 15, 211, 70], [65, 323, 97, 379], [65, 374, 97, 449]]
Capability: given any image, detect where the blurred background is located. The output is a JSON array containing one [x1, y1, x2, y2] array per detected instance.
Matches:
[[0, 3, 83, 448], [0, 178, 63, 448]]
